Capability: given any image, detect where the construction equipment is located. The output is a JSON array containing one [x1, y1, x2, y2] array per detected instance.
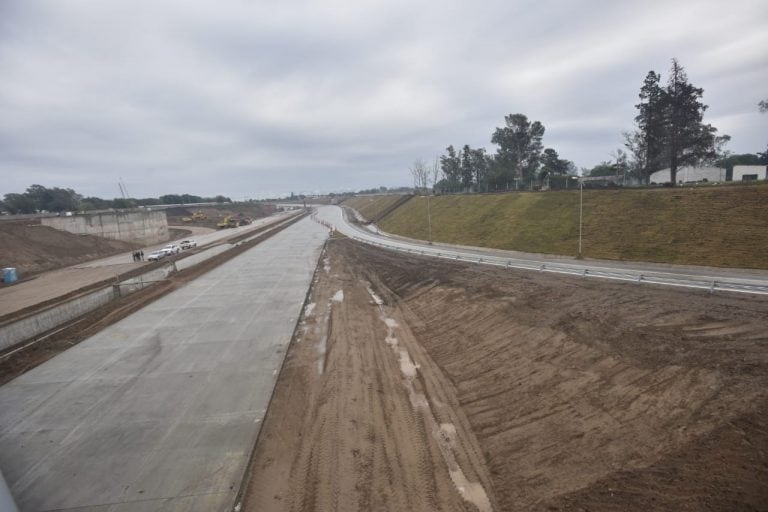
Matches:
[[216, 215, 238, 229], [182, 210, 208, 223]]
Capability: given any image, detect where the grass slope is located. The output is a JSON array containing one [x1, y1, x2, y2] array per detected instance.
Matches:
[[378, 185, 768, 269], [343, 195, 408, 222]]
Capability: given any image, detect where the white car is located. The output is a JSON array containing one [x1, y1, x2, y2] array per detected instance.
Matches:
[[147, 250, 166, 261], [179, 239, 197, 250], [162, 244, 181, 255]]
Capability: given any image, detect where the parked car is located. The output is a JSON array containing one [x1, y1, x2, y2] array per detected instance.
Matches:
[[161, 244, 181, 255], [179, 239, 197, 250], [147, 250, 166, 261]]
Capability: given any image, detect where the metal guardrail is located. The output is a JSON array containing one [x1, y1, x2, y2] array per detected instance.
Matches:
[[347, 235, 768, 296]]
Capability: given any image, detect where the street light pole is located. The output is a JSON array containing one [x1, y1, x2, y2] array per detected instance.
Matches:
[[570, 175, 583, 258], [426, 192, 432, 244], [578, 179, 583, 257]]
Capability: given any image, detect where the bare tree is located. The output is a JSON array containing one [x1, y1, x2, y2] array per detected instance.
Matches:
[[429, 157, 441, 191], [410, 158, 429, 193]]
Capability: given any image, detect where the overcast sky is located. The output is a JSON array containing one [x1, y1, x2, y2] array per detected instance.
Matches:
[[1, 0, 766, 199]]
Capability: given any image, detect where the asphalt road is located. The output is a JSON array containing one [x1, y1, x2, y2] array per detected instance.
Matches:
[[0, 217, 328, 511], [314, 205, 768, 295]]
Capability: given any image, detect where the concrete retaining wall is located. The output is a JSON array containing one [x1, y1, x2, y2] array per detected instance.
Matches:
[[41, 211, 169, 245], [0, 288, 114, 352], [175, 245, 232, 272], [0, 238, 247, 352], [0, 264, 175, 352]]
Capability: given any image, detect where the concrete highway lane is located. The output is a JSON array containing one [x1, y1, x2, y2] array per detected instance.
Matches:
[[0, 218, 328, 511]]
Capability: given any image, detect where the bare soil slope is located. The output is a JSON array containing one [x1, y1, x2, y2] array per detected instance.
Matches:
[[0, 220, 139, 277], [245, 239, 768, 511]]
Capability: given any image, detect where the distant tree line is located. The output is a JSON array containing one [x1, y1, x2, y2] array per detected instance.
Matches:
[[1, 184, 231, 214]]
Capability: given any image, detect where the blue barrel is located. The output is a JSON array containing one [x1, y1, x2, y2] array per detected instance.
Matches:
[[2, 268, 17, 284]]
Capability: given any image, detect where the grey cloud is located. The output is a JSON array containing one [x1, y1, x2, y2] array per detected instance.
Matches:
[[1, 0, 767, 198]]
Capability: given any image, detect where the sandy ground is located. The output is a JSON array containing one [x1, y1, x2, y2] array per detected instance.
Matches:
[[243, 238, 768, 512]]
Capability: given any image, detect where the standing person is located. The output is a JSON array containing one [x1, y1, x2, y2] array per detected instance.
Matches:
[[140, 250, 144, 261]]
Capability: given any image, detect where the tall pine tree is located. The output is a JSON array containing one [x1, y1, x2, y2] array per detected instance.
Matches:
[[635, 71, 665, 183], [664, 59, 718, 184], [627, 59, 723, 184]]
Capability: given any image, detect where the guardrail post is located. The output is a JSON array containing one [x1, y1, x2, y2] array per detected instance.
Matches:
[[710, 280, 716, 294], [582, 269, 588, 277], [637, 274, 643, 283], [540, 264, 546, 271]]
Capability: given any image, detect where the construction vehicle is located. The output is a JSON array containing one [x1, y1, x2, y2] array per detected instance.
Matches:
[[182, 210, 208, 223], [216, 215, 238, 229]]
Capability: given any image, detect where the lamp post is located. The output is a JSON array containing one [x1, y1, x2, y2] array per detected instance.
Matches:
[[578, 178, 583, 257], [571, 176, 583, 257], [424, 193, 433, 244]]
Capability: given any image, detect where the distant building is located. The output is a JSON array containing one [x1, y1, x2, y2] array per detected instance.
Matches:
[[732, 165, 767, 181], [650, 167, 726, 184]]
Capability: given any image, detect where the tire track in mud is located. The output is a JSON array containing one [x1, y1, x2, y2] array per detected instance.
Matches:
[[343, 239, 768, 511], [242, 240, 493, 512], [365, 284, 492, 512], [244, 237, 768, 511]]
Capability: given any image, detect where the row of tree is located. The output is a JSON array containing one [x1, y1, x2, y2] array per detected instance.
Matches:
[[421, 114, 577, 193], [1, 185, 231, 214], [423, 58, 766, 190]]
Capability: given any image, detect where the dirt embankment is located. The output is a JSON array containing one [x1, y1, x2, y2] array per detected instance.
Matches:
[[245, 239, 768, 511], [244, 238, 495, 512], [0, 219, 140, 277]]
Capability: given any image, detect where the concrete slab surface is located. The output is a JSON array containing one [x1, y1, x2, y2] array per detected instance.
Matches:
[[0, 217, 328, 511], [0, 212, 294, 318]]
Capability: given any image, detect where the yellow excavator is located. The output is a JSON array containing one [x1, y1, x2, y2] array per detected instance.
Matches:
[[216, 215, 238, 229]]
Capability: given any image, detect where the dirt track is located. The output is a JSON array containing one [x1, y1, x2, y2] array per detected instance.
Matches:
[[244, 238, 768, 511]]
